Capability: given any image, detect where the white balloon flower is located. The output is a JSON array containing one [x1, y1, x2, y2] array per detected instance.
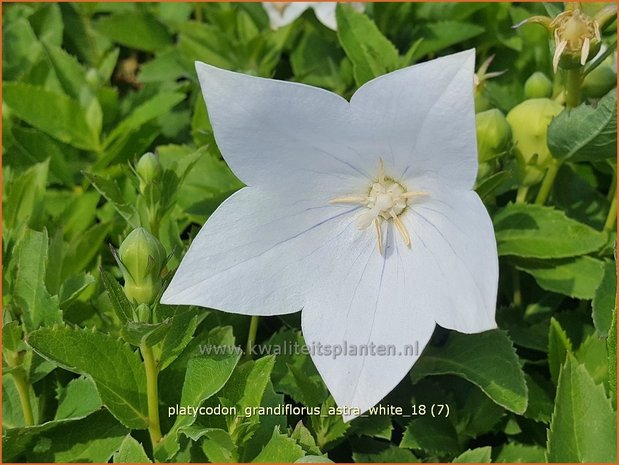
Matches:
[[263, 2, 364, 30], [162, 50, 499, 421]]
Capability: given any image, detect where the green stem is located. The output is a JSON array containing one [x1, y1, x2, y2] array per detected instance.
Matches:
[[535, 160, 562, 205], [512, 269, 522, 308], [564, 67, 583, 109], [604, 191, 617, 232], [13, 370, 34, 426], [516, 185, 529, 204], [141, 344, 162, 445], [245, 316, 260, 360]]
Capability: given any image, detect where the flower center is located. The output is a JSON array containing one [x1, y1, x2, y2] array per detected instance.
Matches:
[[330, 160, 427, 255]]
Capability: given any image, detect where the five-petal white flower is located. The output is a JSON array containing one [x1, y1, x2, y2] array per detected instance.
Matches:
[[263, 2, 363, 30], [161, 49, 499, 421]]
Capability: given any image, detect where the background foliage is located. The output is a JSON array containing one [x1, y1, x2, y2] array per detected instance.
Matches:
[[2, 2, 617, 463]]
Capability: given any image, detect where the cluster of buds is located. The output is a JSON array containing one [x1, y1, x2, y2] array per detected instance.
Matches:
[[115, 228, 167, 306], [515, 2, 616, 72]]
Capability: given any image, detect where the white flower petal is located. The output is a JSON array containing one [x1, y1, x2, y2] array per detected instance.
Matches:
[[349, 50, 478, 190], [405, 189, 498, 333], [263, 2, 309, 29], [195, 62, 367, 198], [310, 2, 338, 30], [301, 227, 436, 421], [161, 187, 361, 315]]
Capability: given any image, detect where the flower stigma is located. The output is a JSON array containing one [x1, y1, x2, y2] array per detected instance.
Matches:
[[330, 160, 427, 255]]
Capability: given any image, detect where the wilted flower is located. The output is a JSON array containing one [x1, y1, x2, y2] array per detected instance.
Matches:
[[162, 50, 499, 419], [515, 2, 616, 72], [263, 2, 363, 30]]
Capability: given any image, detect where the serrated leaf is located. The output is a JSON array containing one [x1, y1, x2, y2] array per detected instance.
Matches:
[[100, 271, 134, 323], [28, 326, 148, 429], [411, 330, 527, 414], [453, 446, 492, 463], [523, 372, 554, 423], [113, 435, 151, 463], [593, 261, 617, 337], [493, 203, 607, 258], [14, 229, 63, 332], [62, 221, 111, 278], [159, 310, 199, 371], [251, 428, 305, 463], [121, 320, 171, 347], [547, 356, 616, 462], [3, 82, 100, 151], [200, 428, 236, 462], [548, 317, 572, 385], [55, 376, 102, 421], [515, 255, 606, 299], [59, 273, 96, 307], [548, 89, 617, 162], [352, 436, 419, 462], [43, 42, 89, 102], [608, 308, 617, 407], [336, 4, 399, 86], [83, 172, 138, 225]]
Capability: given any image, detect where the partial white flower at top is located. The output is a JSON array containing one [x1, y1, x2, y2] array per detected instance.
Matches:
[[263, 2, 364, 30], [162, 50, 499, 421]]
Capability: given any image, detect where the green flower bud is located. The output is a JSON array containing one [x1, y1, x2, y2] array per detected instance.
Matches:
[[118, 228, 166, 305], [135, 303, 151, 323], [582, 64, 617, 99], [524, 72, 553, 99], [85, 68, 100, 87], [506, 98, 563, 186], [136, 152, 162, 194], [476, 109, 511, 163]]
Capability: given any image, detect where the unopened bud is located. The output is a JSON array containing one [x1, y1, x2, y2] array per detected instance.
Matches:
[[118, 228, 166, 305], [476, 109, 511, 163], [524, 72, 553, 99], [582, 64, 617, 99], [506, 98, 563, 185], [136, 152, 162, 194]]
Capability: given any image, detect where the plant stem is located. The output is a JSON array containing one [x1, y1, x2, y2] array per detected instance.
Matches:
[[245, 316, 260, 360], [516, 185, 529, 204], [604, 190, 617, 232], [564, 67, 583, 109], [141, 344, 162, 445], [12, 370, 34, 426], [535, 160, 562, 205], [512, 269, 522, 308]]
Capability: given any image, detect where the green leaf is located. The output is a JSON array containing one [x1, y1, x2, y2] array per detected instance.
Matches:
[[3, 321, 26, 352], [158, 310, 199, 371], [251, 428, 305, 463], [83, 172, 138, 225], [548, 89, 617, 162], [493, 203, 607, 258], [3, 17, 42, 80], [411, 330, 528, 414], [3, 160, 49, 232], [336, 4, 399, 86], [3, 375, 39, 429], [28, 326, 149, 429], [100, 271, 134, 323], [410, 21, 484, 62], [95, 12, 172, 52], [514, 255, 606, 299], [547, 356, 616, 462], [199, 429, 236, 462], [453, 446, 492, 463], [30, 411, 127, 462], [400, 416, 460, 454], [121, 320, 171, 347], [608, 308, 617, 407], [3, 82, 100, 151], [14, 229, 63, 332], [495, 443, 545, 462], [523, 372, 554, 423], [42, 43, 89, 101], [548, 317, 573, 385], [593, 261, 617, 337], [61, 221, 112, 278], [352, 437, 419, 462], [59, 273, 96, 307], [113, 435, 151, 463], [55, 376, 102, 421]]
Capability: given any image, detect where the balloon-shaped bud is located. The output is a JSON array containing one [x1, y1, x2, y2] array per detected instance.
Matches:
[[524, 72, 553, 99], [118, 228, 166, 305], [136, 152, 162, 194], [476, 109, 512, 163], [506, 98, 564, 186], [582, 64, 617, 99]]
